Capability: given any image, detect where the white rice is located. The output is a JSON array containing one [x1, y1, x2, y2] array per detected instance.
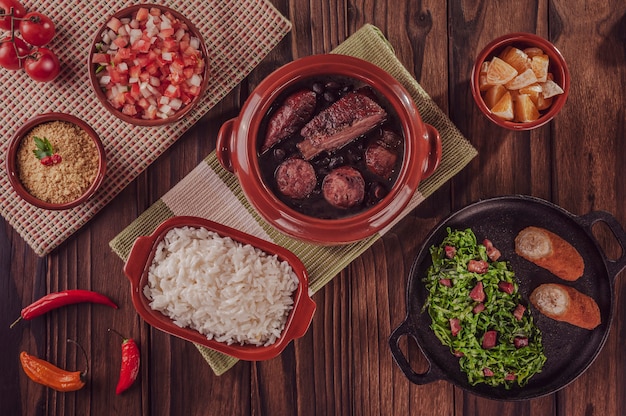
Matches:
[[143, 226, 299, 347]]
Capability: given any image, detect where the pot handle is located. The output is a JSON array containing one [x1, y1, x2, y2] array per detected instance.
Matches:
[[216, 118, 236, 173], [123, 235, 154, 286], [389, 320, 445, 385], [578, 210, 626, 281], [421, 123, 442, 180]]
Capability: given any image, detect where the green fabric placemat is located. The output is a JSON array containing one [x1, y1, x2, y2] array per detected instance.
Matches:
[[110, 24, 477, 375]]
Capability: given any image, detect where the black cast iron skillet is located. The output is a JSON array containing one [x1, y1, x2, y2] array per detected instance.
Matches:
[[389, 195, 626, 400]]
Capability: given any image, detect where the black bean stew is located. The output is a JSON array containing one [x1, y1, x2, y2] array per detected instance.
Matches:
[[257, 76, 405, 220]]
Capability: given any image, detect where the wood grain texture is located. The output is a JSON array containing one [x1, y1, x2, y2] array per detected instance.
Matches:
[[2, 0, 626, 415]]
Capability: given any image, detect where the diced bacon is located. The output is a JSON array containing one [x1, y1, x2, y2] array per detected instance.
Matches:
[[469, 281, 485, 302], [449, 318, 461, 336], [468, 260, 489, 274], [444, 245, 456, 259], [498, 281, 515, 294], [513, 304, 526, 321], [483, 238, 502, 261], [439, 278, 452, 287], [482, 330, 497, 349], [473, 303, 485, 314], [514, 337, 529, 349]]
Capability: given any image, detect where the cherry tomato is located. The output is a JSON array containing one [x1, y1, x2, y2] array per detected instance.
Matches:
[[19, 12, 56, 47], [24, 47, 60, 82], [0, 0, 25, 31], [0, 36, 30, 70]]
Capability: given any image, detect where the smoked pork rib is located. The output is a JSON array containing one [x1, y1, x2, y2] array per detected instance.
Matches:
[[262, 89, 317, 152], [297, 89, 387, 160]]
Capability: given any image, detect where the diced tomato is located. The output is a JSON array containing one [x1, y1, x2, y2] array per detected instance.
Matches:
[[122, 104, 138, 116], [93, 7, 206, 120], [113, 36, 129, 48], [137, 97, 150, 109], [129, 83, 141, 99], [160, 27, 175, 38], [107, 17, 123, 32], [136, 7, 149, 21], [131, 39, 151, 53], [483, 368, 494, 377], [108, 68, 127, 85], [444, 245, 456, 259], [164, 84, 180, 98], [472, 303, 485, 314], [92, 53, 110, 64], [129, 65, 141, 79]]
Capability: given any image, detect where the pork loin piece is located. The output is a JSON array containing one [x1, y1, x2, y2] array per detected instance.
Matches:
[[365, 130, 401, 179], [322, 166, 365, 209], [297, 89, 387, 160], [275, 158, 317, 199], [262, 90, 317, 152]]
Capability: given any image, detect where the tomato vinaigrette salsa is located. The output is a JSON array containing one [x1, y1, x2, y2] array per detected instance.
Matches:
[[92, 7, 206, 121]]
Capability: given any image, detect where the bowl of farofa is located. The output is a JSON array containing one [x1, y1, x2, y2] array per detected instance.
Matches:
[[5, 113, 107, 210]]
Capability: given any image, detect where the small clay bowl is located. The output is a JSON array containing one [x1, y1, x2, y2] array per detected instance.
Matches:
[[470, 32, 570, 130], [216, 54, 442, 245], [5, 113, 107, 210], [124, 216, 316, 361], [87, 4, 209, 126]]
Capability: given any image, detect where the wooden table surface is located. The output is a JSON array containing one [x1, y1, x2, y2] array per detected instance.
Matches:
[[3, 1, 626, 415]]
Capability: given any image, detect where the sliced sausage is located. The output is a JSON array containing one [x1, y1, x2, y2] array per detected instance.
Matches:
[[321, 166, 365, 209], [275, 158, 317, 199], [365, 130, 401, 179]]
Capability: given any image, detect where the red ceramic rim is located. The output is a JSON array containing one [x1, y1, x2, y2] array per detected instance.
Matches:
[[229, 54, 435, 244], [5, 112, 107, 210], [470, 32, 570, 130], [124, 216, 316, 361], [87, 4, 210, 127]]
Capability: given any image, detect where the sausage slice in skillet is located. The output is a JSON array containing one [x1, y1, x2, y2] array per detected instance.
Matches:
[[322, 166, 365, 209], [275, 158, 317, 199]]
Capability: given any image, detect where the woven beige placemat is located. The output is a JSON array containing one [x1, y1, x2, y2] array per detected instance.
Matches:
[[0, 0, 291, 256], [110, 24, 478, 375]]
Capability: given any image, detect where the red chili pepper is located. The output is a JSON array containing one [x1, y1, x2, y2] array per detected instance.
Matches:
[[10, 289, 118, 328], [109, 329, 140, 394]]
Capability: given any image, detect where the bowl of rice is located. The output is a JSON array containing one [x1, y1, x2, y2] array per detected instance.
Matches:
[[124, 216, 316, 361]]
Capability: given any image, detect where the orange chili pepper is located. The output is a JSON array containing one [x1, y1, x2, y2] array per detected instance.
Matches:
[[19, 339, 88, 392]]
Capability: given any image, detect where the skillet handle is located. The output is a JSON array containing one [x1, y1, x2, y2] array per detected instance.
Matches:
[[389, 320, 444, 385], [579, 210, 626, 281]]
